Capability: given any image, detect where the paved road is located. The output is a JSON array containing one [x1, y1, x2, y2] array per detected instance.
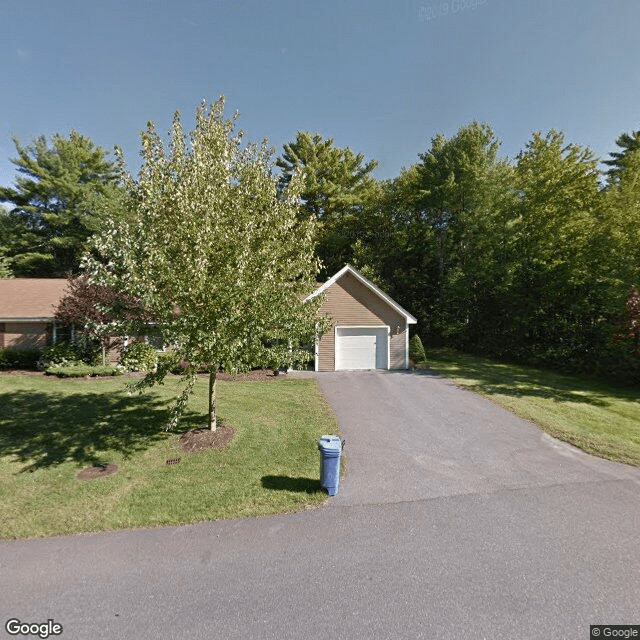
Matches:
[[2, 371, 640, 639]]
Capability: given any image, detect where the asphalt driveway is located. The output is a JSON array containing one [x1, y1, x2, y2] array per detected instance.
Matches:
[[316, 370, 640, 506]]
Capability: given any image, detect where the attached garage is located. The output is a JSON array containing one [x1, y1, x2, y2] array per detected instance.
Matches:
[[306, 265, 417, 372]]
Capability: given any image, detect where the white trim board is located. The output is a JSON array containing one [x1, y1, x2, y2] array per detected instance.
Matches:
[[405, 323, 409, 369]]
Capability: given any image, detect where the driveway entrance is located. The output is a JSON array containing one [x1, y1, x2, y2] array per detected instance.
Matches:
[[316, 370, 640, 505]]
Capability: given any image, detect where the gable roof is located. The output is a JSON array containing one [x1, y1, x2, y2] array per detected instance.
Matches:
[[0, 279, 69, 320], [305, 265, 417, 324]]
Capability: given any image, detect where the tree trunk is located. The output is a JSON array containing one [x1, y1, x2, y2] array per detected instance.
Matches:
[[101, 343, 106, 366], [208, 370, 217, 431]]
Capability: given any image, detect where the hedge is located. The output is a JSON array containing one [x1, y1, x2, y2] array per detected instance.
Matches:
[[0, 348, 42, 370], [45, 364, 124, 378]]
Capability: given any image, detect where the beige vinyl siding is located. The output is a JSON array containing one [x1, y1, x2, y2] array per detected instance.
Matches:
[[317, 271, 406, 371], [3, 322, 49, 349], [389, 320, 407, 369]]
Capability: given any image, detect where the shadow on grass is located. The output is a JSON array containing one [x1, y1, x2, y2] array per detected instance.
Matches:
[[427, 351, 639, 408], [0, 389, 203, 472], [261, 475, 323, 494]]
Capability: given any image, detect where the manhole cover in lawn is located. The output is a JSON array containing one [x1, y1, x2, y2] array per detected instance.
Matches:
[[76, 463, 119, 481]]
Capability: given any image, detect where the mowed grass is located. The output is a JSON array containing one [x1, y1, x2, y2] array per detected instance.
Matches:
[[0, 374, 338, 539], [425, 349, 640, 467]]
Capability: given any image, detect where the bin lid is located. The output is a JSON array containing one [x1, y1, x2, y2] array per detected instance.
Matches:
[[318, 435, 342, 452]]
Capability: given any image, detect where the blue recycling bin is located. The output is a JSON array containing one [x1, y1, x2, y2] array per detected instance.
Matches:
[[318, 435, 343, 496]]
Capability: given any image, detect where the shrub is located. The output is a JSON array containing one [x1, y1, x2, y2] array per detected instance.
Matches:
[[73, 334, 103, 366], [46, 364, 93, 377], [90, 365, 125, 377], [0, 348, 42, 370], [38, 342, 84, 370], [409, 335, 427, 364], [45, 364, 124, 378], [120, 341, 159, 372]]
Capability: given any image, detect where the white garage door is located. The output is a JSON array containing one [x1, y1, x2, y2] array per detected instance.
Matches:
[[335, 327, 388, 370]]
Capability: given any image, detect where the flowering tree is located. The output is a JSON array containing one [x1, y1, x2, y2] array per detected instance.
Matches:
[[85, 98, 325, 430]]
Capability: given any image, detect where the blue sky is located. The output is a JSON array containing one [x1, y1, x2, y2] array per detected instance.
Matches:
[[1, 0, 638, 188]]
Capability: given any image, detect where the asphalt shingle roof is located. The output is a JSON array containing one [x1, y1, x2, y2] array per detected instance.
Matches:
[[0, 279, 69, 319]]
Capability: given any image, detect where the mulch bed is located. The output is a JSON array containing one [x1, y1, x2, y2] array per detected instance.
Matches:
[[0, 370, 47, 376], [214, 369, 286, 382], [178, 424, 236, 453], [76, 463, 119, 481], [0, 368, 288, 381]]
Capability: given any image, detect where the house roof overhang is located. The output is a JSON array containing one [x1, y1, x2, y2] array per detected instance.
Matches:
[[0, 317, 54, 323], [304, 264, 417, 324]]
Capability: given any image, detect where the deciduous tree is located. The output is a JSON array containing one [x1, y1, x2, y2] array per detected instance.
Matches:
[[617, 287, 640, 355], [86, 98, 326, 430], [505, 130, 604, 364], [54, 275, 146, 365], [409, 122, 515, 347]]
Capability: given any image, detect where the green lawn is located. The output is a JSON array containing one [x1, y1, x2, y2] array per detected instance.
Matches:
[[425, 349, 640, 467], [0, 374, 338, 539]]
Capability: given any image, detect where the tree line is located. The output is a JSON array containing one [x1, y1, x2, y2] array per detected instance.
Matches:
[[1, 109, 639, 384], [278, 125, 640, 383]]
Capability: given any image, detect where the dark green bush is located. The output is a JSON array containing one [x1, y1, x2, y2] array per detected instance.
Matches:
[[409, 335, 427, 363], [73, 335, 103, 366], [0, 348, 42, 370]]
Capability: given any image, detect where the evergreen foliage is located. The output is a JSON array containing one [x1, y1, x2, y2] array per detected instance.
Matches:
[[0, 131, 121, 276], [0, 348, 42, 370], [409, 335, 426, 364], [45, 364, 123, 377], [277, 131, 379, 276], [604, 128, 640, 184], [343, 124, 640, 382], [2, 113, 638, 383]]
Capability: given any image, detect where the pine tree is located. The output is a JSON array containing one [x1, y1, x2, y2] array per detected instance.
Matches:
[[604, 128, 640, 184], [0, 131, 121, 276], [277, 132, 379, 276]]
